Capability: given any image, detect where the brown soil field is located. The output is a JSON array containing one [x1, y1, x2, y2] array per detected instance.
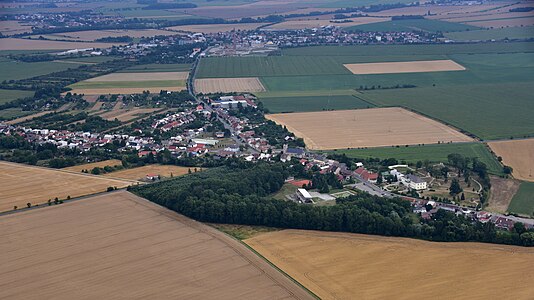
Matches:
[[68, 86, 185, 95], [246, 229, 534, 300], [343, 60, 465, 75], [467, 17, 534, 28], [487, 176, 522, 213], [168, 23, 269, 33], [0, 161, 133, 212], [0, 21, 32, 35], [99, 108, 160, 122], [5, 111, 50, 125], [0, 191, 313, 300], [83, 95, 99, 103], [51, 29, 179, 41], [195, 77, 265, 94], [62, 159, 123, 173], [104, 164, 192, 180], [265, 17, 386, 30], [266, 108, 473, 150], [488, 138, 534, 182], [0, 38, 120, 50], [90, 101, 103, 111], [86, 71, 188, 82]]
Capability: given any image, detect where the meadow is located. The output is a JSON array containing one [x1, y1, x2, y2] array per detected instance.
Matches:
[[347, 18, 479, 33], [0, 191, 311, 300], [246, 230, 534, 300], [0, 89, 33, 104], [329, 142, 503, 175], [507, 182, 534, 217]]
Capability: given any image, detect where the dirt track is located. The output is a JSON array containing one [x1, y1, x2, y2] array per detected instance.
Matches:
[[266, 108, 473, 150], [344, 60, 465, 75], [246, 229, 534, 300], [0, 191, 313, 300]]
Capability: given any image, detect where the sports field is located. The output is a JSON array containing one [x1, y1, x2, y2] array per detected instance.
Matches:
[[195, 77, 265, 94], [329, 142, 503, 175], [266, 108, 473, 150], [246, 230, 534, 300], [507, 182, 534, 217], [0, 191, 312, 300], [343, 59, 465, 74], [488, 138, 534, 182], [0, 161, 132, 212], [104, 164, 192, 180]]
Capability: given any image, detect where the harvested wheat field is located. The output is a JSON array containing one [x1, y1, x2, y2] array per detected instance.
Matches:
[[0, 191, 312, 300], [195, 77, 265, 94], [266, 108, 473, 150], [5, 111, 50, 125], [0, 161, 132, 212], [62, 159, 123, 173], [168, 23, 269, 33], [86, 71, 188, 82], [468, 17, 534, 28], [264, 17, 386, 30], [68, 86, 185, 95], [488, 138, 534, 182], [0, 21, 32, 35], [99, 108, 160, 122], [105, 164, 192, 180], [0, 38, 119, 50], [246, 230, 534, 300], [344, 60, 465, 75]]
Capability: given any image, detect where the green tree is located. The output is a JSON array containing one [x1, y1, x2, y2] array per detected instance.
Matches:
[[449, 178, 463, 196]]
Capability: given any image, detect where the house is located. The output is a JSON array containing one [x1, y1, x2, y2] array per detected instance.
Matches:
[[355, 167, 378, 183], [401, 174, 427, 190], [146, 173, 159, 180], [296, 188, 313, 203]]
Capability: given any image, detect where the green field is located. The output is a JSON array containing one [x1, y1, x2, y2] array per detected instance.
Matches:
[[0, 59, 85, 81], [357, 82, 534, 140], [347, 19, 479, 33], [0, 108, 35, 120], [260, 95, 373, 113], [0, 89, 33, 105], [118, 63, 191, 73], [507, 182, 534, 217], [445, 26, 534, 41], [328, 142, 503, 175], [69, 80, 186, 89]]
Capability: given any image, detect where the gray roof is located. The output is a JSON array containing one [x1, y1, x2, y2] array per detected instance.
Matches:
[[406, 174, 425, 183]]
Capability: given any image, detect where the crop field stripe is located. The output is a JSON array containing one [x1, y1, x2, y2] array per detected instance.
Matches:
[[343, 60, 466, 74], [507, 182, 534, 216]]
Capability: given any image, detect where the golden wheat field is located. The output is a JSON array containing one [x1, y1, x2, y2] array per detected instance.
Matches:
[[344, 60, 466, 75], [488, 138, 534, 182], [0, 161, 132, 211], [0, 191, 312, 300], [194, 77, 266, 94], [266, 108, 473, 150], [104, 164, 192, 180], [246, 230, 534, 300]]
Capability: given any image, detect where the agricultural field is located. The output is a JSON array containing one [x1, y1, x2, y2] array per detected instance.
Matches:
[[507, 182, 534, 217], [62, 159, 123, 173], [98, 107, 161, 122], [246, 230, 534, 300], [487, 176, 521, 214], [0, 108, 35, 121], [0, 161, 132, 212], [0, 38, 120, 50], [117, 63, 191, 73], [259, 94, 373, 113], [266, 108, 473, 150], [264, 17, 386, 30], [194, 77, 265, 94], [0, 58, 86, 81], [347, 18, 480, 33], [68, 71, 187, 95], [329, 142, 503, 175], [104, 164, 192, 181], [445, 26, 534, 41], [0, 191, 312, 300], [0, 89, 33, 105], [40, 29, 180, 41], [343, 59, 465, 75], [488, 138, 534, 182], [0, 20, 32, 35], [168, 23, 269, 33]]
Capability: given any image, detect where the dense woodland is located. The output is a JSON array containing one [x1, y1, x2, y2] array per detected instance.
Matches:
[[132, 163, 534, 246]]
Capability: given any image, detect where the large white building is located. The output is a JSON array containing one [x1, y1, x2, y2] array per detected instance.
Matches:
[[402, 174, 427, 190]]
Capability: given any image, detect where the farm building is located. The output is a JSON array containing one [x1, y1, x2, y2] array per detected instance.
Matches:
[[296, 188, 313, 203]]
